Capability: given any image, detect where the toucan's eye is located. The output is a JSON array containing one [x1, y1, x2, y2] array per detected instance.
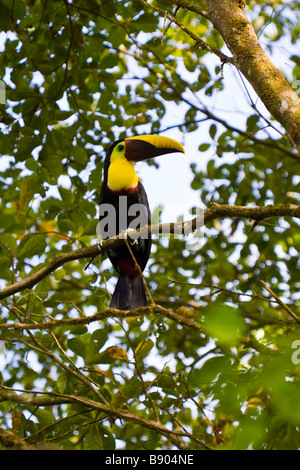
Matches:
[[117, 144, 125, 152]]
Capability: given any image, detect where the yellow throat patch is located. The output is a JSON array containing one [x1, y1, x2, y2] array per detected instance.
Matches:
[[108, 149, 138, 192]]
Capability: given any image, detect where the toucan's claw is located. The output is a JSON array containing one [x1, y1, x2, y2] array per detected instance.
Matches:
[[97, 239, 105, 254], [120, 228, 138, 245]]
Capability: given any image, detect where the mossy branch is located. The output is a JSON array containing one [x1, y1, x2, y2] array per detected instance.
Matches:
[[0, 387, 210, 450], [0, 202, 299, 302], [0, 304, 201, 330]]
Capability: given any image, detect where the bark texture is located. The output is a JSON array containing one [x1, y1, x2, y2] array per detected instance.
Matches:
[[206, 0, 300, 151]]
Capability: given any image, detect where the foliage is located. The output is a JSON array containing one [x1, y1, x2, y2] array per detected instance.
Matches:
[[0, 0, 300, 450]]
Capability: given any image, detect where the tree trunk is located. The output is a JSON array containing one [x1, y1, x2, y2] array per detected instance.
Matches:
[[206, 0, 300, 152]]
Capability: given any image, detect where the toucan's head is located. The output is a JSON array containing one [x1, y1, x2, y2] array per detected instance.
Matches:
[[107, 134, 184, 162], [103, 134, 185, 192]]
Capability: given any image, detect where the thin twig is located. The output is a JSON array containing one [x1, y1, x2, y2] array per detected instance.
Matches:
[[124, 237, 155, 306], [137, 0, 233, 64], [260, 280, 300, 325]]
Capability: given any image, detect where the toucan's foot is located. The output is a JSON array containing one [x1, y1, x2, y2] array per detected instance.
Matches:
[[97, 239, 105, 254], [120, 228, 138, 245]]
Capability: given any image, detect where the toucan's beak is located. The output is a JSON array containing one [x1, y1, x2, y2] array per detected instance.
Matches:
[[124, 135, 185, 162]]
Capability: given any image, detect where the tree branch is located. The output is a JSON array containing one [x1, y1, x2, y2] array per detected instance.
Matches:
[[0, 304, 201, 330], [0, 427, 36, 450], [0, 202, 299, 301]]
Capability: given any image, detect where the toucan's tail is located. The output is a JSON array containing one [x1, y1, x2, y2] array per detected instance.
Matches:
[[110, 273, 147, 310]]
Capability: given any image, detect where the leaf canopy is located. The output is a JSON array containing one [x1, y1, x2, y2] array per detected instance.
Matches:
[[0, 0, 300, 451]]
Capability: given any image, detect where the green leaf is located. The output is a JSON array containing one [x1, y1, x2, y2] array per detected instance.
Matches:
[[135, 338, 154, 359], [67, 337, 87, 358], [233, 415, 267, 450], [190, 356, 232, 386], [67, 331, 109, 365], [91, 329, 108, 351], [203, 303, 245, 345], [34, 408, 56, 428], [209, 123, 217, 139], [19, 175, 39, 211], [59, 187, 74, 205], [84, 424, 103, 450], [157, 373, 177, 393], [80, 219, 98, 237], [72, 147, 88, 165], [16, 234, 47, 260], [198, 143, 210, 152]]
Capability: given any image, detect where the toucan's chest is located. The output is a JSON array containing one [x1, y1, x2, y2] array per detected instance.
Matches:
[[107, 159, 138, 192]]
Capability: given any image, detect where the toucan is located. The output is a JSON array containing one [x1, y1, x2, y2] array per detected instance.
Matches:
[[99, 134, 185, 310]]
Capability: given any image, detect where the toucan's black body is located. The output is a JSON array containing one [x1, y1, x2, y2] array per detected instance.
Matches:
[[99, 135, 184, 310], [99, 146, 151, 309]]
